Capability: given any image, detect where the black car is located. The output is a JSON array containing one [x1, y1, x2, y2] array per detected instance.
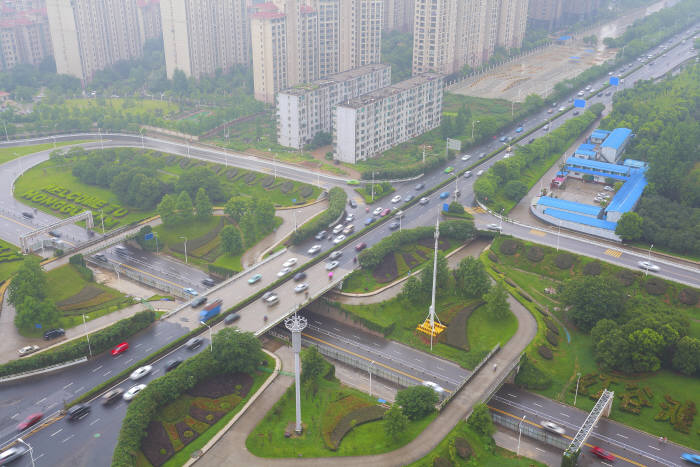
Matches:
[[48, 230, 61, 238], [21, 211, 34, 219], [185, 337, 203, 350], [190, 296, 207, 308], [224, 313, 240, 325], [68, 404, 91, 421], [573, 110, 579, 116], [293, 272, 307, 282], [164, 359, 183, 372], [94, 253, 107, 262], [201, 278, 215, 287], [415, 183, 425, 191], [348, 199, 357, 208], [43, 328, 65, 340]]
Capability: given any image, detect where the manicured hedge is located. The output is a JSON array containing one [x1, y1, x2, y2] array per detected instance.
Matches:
[[554, 253, 576, 269], [583, 261, 602, 276], [499, 239, 520, 256], [290, 187, 347, 245], [360, 152, 448, 180], [616, 269, 637, 286], [526, 246, 544, 262], [454, 437, 472, 459], [0, 311, 155, 378], [644, 276, 668, 296], [546, 330, 559, 347], [538, 345, 553, 360], [679, 288, 699, 305]]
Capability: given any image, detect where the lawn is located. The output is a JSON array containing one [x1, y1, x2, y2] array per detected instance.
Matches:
[[65, 97, 179, 115], [407, 420, 547, 467], [484, 237, 700, 449], [246, 376, 436, 458], [0, 238, 23, 282], [0, 141, 88, 165]]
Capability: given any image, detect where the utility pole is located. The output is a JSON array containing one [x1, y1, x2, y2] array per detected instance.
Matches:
[[371, 171, 375, 202], [285, 310, 307, 434], [574, 372, 582, 406], [82, 314, 93, 358], [180, 236, 188, 263], [556, 220, 562, 251], [368, 360, 375, 397], [517, 415, 526, 456], [646, 244, 654, 276]]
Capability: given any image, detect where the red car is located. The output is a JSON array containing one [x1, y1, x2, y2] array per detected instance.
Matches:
[[591, 446, 614, 461], [355, 242, 367, 252], [380, 208, 391, 217], [17, 413, 43, 431], [111, 342, 129, 356]]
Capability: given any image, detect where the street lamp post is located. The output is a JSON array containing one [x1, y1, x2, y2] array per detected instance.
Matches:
[[574, 372, 582, 406], [187, 140, 190, 158], [82, 314, 93, 358], [499, 208, 504, 230], [99, 208, 105, 235], [371, 171, 375, 202], [556, 220, 562, 251], [200, 321, 213, 352], [517, 415, 526, 456], [139, 128, 144, 148], [154, 232, 159, 254], [17, 438, 35, 467], [3, 120, 8, 141], [368, 360, 375, 397], [471, 120, 480, 140], [180, 236, 188, 263], [646, 244, 654, 276], [98, 127, 104, 151], [453, 174, 460, 198]]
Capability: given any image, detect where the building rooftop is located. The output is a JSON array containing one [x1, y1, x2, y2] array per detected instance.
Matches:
[[544, 208, 617, 231], [574, 149, 596, 158], [337, 73, 444, 109], [278, 64, 391, 96], [579, 143, 596, 152], [623, 159, 646, 168], [591, 129, 611, 140], [537, 196, 602, 217], [605, 171, 647, 214], [566, 156, 630, 175], [601, 127, 632, 150]]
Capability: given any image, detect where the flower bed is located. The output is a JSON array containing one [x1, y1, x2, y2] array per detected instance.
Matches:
[[321, 395, 373, 450], [328, 405, 387, 450]]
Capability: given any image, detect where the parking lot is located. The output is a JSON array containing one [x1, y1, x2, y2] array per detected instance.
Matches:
[[552, 178, 612, 206]]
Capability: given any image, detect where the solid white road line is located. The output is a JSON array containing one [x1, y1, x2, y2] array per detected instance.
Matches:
[[61, 434, 75, 443], [506, 393, 517, 398], [103, 371, 112, 377], [63, 382, 74, 389], [534, 403, 543, 408], [535, 448, 545, 453], [35, 453, 45, 461], [616, 433, 628, 439], [35, 397, 47, 405], [648, 445, 660, 451], [50, 428, 63, 437], [559, 413, 570, 417], [90, 418, 101, 426]]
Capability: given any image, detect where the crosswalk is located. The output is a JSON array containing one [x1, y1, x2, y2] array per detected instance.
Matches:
[[604, 249, 623, 258]]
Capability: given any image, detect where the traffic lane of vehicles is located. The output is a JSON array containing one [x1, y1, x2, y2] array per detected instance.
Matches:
[[0, 320, 189, 449]]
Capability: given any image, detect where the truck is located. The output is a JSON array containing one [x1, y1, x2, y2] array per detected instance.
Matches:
[[199, 299, 222, 322]]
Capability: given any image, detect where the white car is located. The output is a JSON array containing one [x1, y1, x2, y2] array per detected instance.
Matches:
[[294, 283, 309, 293], [307, 244, 322, 255], [277, 267, 291, 277], [421, 381, 445, 394], [183, 288, 198, 296], [18, 345, 40, 356], [637, 261, 660, 272], [130, 365, 153, 381], [333, 235, 346, 244], [603, 185, 615, 191], [486, 223, 502, 231], [332, 224, 344, 235], [461, 154, 472, 161], [123, 384, 147, 401], [345, 213, 355, 222], [326, 261, 340, 270], [282, 258, 298, 268], [373, 207, 383, 216], [419, 197, 430, 205], [391, 195, 402, 204], [541, 421, 565, 435]]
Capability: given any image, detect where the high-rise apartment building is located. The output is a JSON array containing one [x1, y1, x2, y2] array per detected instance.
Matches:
[[528, 0, 600, 30], [334, 73, 444, 164], [0, 7, 53, 71], [412, 0, 529, 75], [137, 0, 162, 44], [251, 4, 288, 103], [383, 0, 414, 32], [277, 63, 391, 148], [339, 0, 383, 71], [46, 0, 145, 83], [160, 0, 250, 79]]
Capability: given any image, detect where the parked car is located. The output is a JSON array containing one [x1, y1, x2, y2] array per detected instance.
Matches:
[[123, 384, 147, 401], [164, 359, 183, 372], [43, 328, 65, 340], [191, 296, 207, 308], [419, 197, 430, 205], [590, 446, 614, 461], [439, 192, 450, 199], [604, 185, 615, 191], [345, 213, 355, 222], [0, 445, 29, 464], [342, 224, 354, 235], [389, 221, 400, 230], [17, 413, 43, 431], [329, 251, 343, 260], [17, 345, 40, 356], [294, 283, 309, 293], [277, 267, 291, 277], [101, 388, 124, 405], [224, 313, 240, 325], [315, 230, 327, 240], [183, 287, 198, 296], [391, 195, 402, 203], [185, 337, 203, 350], [68, 404, 91, 421], [380, 208, 391, 217], [326, 261, 340, 270], [540, 421, 565, 435], [333, 235, 346, 244], [248, 273, 262, 284], [308, 244, 322, 255], [364, 217, 375, 226], [637, 261, 660, 272], [355, 242, 367, 252], [111, 342, 129, 356], [372, 207, 383, 216], [515, 126, 523, 133], [130, 365, 153, 381]]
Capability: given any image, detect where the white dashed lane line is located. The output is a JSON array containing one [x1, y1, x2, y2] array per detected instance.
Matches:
[[616, 433, 628, 439], [91, 365, 103, 373], [50, 428, 63, 437], [62, 434, 75, 443], [90, 418, 101, 426], [63, 382, 74, 389]]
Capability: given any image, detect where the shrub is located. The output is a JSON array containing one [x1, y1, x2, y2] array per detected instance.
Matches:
[[487, 251, 498, 263], [644, 277, 668, 296], [515, 354, 551, 389], [300, 185, 314, 198], [433, 457, 452, 467], [260, 175, 275, 188], [499, 239, 520, 256], [546, 330, 559, 347], [583, 261, 602, 276], [616, 269, 637, 286], [243, 173, 257, 184], [518, 291, 533, 302], [290, 188, 346, 244], [328, 405, 386, 449], [538, 345, 553, 359], [454, 437, 472, 459], [678, 288, 699, 305], [395, 386, 439, 420], [545, 318, 559, 335], [526, 246, 544, 262], [554, 253, 575, 269], [279, 181, 294, 193]]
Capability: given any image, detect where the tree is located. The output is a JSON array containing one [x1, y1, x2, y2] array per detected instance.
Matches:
[[14, 296, 60, 330], [672, 336, 700, 376], [395, 385, 438, 420], [559, 276, 625, 332], [220, 225, 243, 256], [401, 276, 425, 304], [615, 212, 644, 241], [224, 196, 251, 223], [239, 211, 257, 246], [175, 190, 194, 223], [484, 281, 509, 319], [627, 328, 664, 373], [447, 201, 465, 214], [503, 180, 527, 201], [467, 403, 495, 438], [177, 166, 224, 202], [454, 257, 491, 298], [195, 187, 212, 220], [384, 404, 409, 441], [253, 199, 276, 234], [172, 69, 189, 95], [8, 257, 47, 305], [211, 328, 263, 375], [157, 194, 177, 226], [301, 346, 327, 382]]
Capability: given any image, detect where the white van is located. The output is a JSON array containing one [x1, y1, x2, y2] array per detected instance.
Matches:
[[476, 170, 484, 176], [463, 170, 472, 178], [332, 224, 344, 235]]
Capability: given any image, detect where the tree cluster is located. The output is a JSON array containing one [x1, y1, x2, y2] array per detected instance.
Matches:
[[559, 275, 626, 332], [381, 31, 413, 83], [223, 195, 276, 248], [290, 187, 346, 244], [453, 257, 491, 299], [8, 258, 60, 331], [395, 385, 439, 420]]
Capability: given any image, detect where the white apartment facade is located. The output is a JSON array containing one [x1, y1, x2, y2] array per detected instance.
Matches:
[[334, 73, 444, 164], [277, 63, 391, 148], [251, 6, 288, 103], [383, 0, 414, 32]]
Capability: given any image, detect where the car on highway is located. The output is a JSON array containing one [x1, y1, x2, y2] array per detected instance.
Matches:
[[123, 384, 147, 401], [111, 342, 129, 356], [101, 388, 124, 405], [48, 230, 61, 238], [224, 313, 240, 325], [415, 182, 425, 190], [17, 345, 40, 356], [681, 453, 700, 465], [605, 91, 612, 96], [68, 404, 91, 421], [372, 207, 383, 216], [364, 217, 375, 226], [21, 211, 34, 219], [499, 136, 506, 142], [540, 421, 565, 435], [381, 208, 391, 217], [130, 365, 153, 381], [183, 287, 198, 296], [419, 197, 429, 205], [389, 221, 400, 230], [421, 381, 445, 395], [333, 235, 346, 244], [283, 258, 298, 268], [248, 273, 262, 284], [444, 166, 454, 174], [43, 328, 65, 340], [293, 272, 307, 281], [265, 294, 279, 306], [348, 199, 357, 208], [355, 242, 367, 252], [0, 444, 29, 464], [294, 283, 309, 293], [164, 359, 183, 372], [345, 213, 355, 222], [577, 90, 585, 96], [515, 127, 523, 133], [461, 154, 471, 161], [17, 413, 43, 431], [405, 195, 415, 202], [201, 277, 215, 287], [573, 110, 579, 116], [590, 446, 614, 461], [391, 195, 402, 203], [558, 106, 566, 112], [638, 261, 660, 272], [332, 224, 344, 235], [486, 224, 502, 232], [326, 261, 339, 270], [342, 225, 354, 235], [308, 244, 322, 255], [94, 253, 107, 262], [277, 267, 291, 277], [439, 192, 449, 199], [315, 230, 327, 240], [191, 296, 207, 307], [463, 170, 472, 178], [547, 108, 553, 114], [329, 251, 343, 260], [186, 337, 203, 350]]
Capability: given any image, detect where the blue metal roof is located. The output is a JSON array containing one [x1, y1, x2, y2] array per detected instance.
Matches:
[[606, 171, 647, 213], [623, 159, 646, 168], [579, 143, 596, 151], [591, 129, 611, 140], [565, 157, 630, 175], [537, 196, 602, 217], [574, 149, 596, 158], [544, 208, 617, 231], [601, 128, 632, 150]]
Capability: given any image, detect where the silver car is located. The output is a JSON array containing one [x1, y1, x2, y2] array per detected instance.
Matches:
[[326, 261, 340, 270], [307, 244, 322, 254]]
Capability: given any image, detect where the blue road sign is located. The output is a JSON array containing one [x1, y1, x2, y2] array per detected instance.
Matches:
[[609, 76, 619, 86], [35, 323, 42, 329], [442, 203, 449, 212], [144, 232, 154, 240], [574, 99, 586, 108]]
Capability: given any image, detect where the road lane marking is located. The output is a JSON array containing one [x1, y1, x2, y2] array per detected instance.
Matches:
[[103, 371, 112, 377], [91, 365, 103, 373], [333, 328, 341, 332], [50, 428, 63, 437], [134, 343, 142, 348], [146, 347, 153, 352], [11, 413, 19, 419], [372, 343, 381, 347], [75, 386, 84, 393], [648, 445, 660, 451], [155, 331, 161, 336], [616, 433, 628, 439], [314, 320, 322, 325], [506, 393, 517, 398], [63, 382, 74, 389], [47, 403, 57, 410], [90, 418, 101, 426], [125, 358, 133, 364], [529, 229, 546, 237], [62, 434, 75, 443], [604, 248, 623, 258], [602, 462, 613, 467], [35, 397, 47, 405], [535, 447, 545, 453], [35, 453, 45, 461], [534, 403, 543, 408], [559, 412, 570, 417]]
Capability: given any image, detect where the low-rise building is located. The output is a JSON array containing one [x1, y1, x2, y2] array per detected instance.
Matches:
[[333, 73, 444, 164], [277, 64, 391, 149], [599, 127, 632, 163]]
